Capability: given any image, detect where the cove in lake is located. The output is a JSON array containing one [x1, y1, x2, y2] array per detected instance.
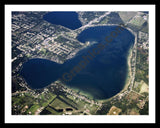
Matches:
[[21, 26, 135, 99], [43, 12, 82, 30]]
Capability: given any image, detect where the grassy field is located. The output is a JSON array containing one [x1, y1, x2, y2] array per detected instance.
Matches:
[[41, 94, 77, 115], [129, 16, 145, 27], [133, 80, 148, 94], [59, 95, 77, 108], [26, 104, 40, 114], [50, 98, 70, 109], [46, 106, 62, 115], [139, 80, 149, 94], [118, 12, 137, 23], [40, 93, 99, 115], [99, 17, 109, 24], [126, 108, 140, 115]]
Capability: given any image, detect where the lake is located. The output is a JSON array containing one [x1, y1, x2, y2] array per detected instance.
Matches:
[[43, 11, 82, 30], [21, 25, 135, 100]]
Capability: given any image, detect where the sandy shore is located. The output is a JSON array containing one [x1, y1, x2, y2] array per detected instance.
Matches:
[[98, 46, 133, 103], [123, 47, 133, 90]]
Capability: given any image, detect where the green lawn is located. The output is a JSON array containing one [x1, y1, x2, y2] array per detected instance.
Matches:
[[129, 16, 145, 27], [118, 12, 137, 22], [59, 95, 77, 108], [26, 104, 40, 114], [45, 106, 62, 115], [99, 17, 109, 24], [50, 98, 70, 109]]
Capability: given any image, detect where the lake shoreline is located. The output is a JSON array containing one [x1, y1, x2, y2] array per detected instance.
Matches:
[[97, 39, 134, 103], [63, 45, 134, 103], [20, 25, 135, 101]]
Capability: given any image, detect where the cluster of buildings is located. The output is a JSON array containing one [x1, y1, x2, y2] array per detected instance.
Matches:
[[137, 31, 149, 50], [59, 82, 101, 107], [12, 13, 37, 32], [12, 12, 84, 65]]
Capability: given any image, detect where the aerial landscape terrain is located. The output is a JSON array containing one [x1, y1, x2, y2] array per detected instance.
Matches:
[[12, 11, 149, 115]]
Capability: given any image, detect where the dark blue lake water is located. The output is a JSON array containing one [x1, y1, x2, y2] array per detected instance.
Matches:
[[21, 25, 135, 99], [43, 11, 82, 30]]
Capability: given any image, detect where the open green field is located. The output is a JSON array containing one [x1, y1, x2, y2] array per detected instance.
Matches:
[[118, 12, 137, 22], [46, 106, 63, 115], [41, 95, 78, 115], [140, 81, 149, 94], [40, 93, 99, 115], [50, 98, 70, 109], [99, 17, 109, 24], [134, 80, 148, 94], [129, 16, 145, 27], [26, 104, 40, 114]]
